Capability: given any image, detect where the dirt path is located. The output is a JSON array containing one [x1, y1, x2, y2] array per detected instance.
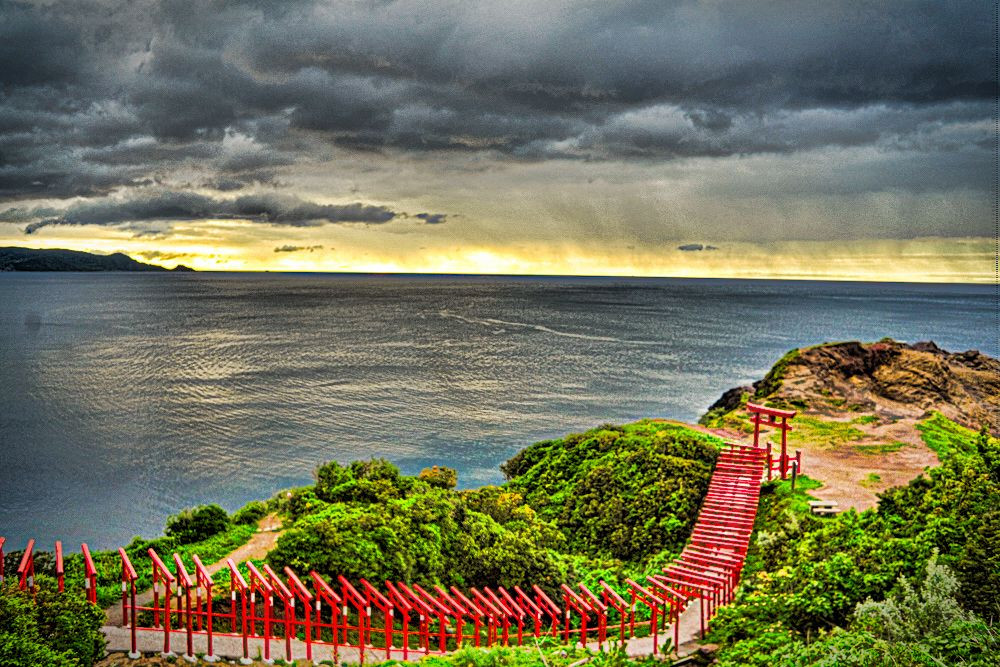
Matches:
[[103, 514, 284, 626], [790, 416, 939, 511]]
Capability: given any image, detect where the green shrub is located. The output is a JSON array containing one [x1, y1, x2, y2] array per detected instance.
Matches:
[[0, 576, 105, 667], [502, 421, 720, 561], [232, 500, 268, 525], [419, 465, 458, 489], [164, 504, 230, 544]]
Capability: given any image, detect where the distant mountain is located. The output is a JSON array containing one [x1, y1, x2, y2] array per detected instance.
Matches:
[[0, 247, 194, 272]]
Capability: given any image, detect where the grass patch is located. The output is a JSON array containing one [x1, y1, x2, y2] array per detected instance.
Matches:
[[860, 472, 882, 488], [917, 411, 980, 458], [851, 414, 880, 425], [779, 416, 866, 449], [761, 474, 823, 514], [854, 441, 907, 455]]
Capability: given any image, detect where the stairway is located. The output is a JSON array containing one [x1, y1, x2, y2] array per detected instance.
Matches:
[[645, 442, 767, 644]]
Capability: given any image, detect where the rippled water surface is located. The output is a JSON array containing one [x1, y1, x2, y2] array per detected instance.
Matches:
[[0, 273, 992, 548]]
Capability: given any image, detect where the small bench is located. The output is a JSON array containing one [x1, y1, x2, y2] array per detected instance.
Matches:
[[808, 500, 840, 516]]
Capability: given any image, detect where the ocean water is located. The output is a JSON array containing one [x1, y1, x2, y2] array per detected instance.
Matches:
[[0, 273, 993, 549]]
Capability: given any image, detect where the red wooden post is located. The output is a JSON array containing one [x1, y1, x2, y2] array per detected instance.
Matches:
[[578, 584, 608, 647], [513, 586, 544, 639], [339, 576, 371, 662], [362, 578, 396, 657], [436, 585, 473, 648], [191, 555, 218, 662], [262, 565, 295, 663], [55, 541, 64, 592], [449, 587, 484, 649], [148, 549, 176, 657], [287, 568, 316, 663], [311, 571, 343, 664], [17, 539, 35, 596], [385, 581, 413, 658], [227, 560, 252, 665], [0, 537, 5, 586], [81, 543, 98, 604], [398, 582, 436, 653], [625, 579, 663, 654], [246, 562, 275, 663], [173, 554, 196, 662], [531, 585, 562, 639], [599, 582, 629, 642], [118, 548, 140, 659], [496, 587, 528, 646], [412, 583, 453, 652]]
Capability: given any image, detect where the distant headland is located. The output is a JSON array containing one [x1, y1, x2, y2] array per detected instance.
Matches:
[[0, 247, 194, 272]]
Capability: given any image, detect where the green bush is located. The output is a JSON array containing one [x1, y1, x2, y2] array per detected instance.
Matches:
[[164, 503, 230, 544], [502, 421, 720, 561], [0, 576, 105, 667], [232, 500, 268, 525], [315, 458, 422, 504], [420, 465, 458, 489]]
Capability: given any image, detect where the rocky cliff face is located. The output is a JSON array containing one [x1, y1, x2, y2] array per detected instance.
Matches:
[[705, 339, 999, 434]]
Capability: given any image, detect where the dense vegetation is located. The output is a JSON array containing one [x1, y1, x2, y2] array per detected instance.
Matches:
[[0, 577, 105, 666], [267, 421, 721, 594], [707, 415, 999, 666]]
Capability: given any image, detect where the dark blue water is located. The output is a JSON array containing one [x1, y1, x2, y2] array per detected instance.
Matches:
[[0, 273, 993, 549]]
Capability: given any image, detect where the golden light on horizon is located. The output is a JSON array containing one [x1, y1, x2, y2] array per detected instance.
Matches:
[[2, 226, 990, 283]]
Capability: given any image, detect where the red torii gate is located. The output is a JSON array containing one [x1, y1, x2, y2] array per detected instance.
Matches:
[[746, 401, 800, 480]]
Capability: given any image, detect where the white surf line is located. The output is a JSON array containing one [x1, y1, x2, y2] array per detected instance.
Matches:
[[438, 310, 659, 345]]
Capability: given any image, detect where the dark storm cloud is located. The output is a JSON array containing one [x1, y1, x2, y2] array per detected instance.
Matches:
[[0, 191, 445, 233], [0, 0, 991, 220]]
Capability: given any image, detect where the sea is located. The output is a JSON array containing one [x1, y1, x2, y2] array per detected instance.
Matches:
[[0, 273, 993, 549]]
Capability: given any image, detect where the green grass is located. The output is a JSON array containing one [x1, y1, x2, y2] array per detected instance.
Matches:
[[762, 474, 823, 514], [860, 472, 882, 488], [852, 414, 880, 425], [780, 416, 866, 448], [917, 411, 981, 458], [854, 441, 907, 455]]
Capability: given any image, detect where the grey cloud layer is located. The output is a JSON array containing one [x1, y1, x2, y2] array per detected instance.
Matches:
[[0, 192, 442, 233], [0, 0, 992, 238]]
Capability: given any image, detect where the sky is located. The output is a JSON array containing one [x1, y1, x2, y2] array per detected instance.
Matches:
[[0, 0, 995, 281]]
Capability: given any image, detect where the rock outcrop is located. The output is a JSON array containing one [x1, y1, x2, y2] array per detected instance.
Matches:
[[706, 339, 999, 434]]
